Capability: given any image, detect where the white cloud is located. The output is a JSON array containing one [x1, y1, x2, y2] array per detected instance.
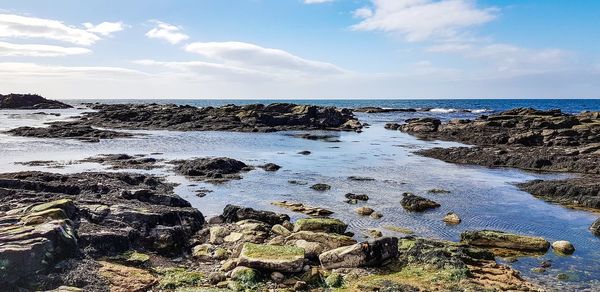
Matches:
[[352, 0, 497, 42], [83, 21, 125, 36], [0, 41, 91, 57], [304, 0, 334, 4], [145, 21, 189, 44], [184, 41, 346, 75], [0, 13, 103, 45], [0, 62, 145, 79]]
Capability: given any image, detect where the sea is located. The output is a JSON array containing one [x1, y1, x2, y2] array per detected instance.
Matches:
[[1, 99, 599, 290]]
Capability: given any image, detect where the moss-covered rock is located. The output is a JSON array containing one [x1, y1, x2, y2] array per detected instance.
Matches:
[[99, 261, 157, 292], [461, 230, 550, 252], [293, 218, 348, 234], [156, 267, 204, 290], [238, 243, 305, 272], [286, 231, 356, 251], [325, 272, 343, 288]]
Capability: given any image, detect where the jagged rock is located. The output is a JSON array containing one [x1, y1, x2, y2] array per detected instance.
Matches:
[[461, 230, 550, 252], [222, 204, 290, 226], [591, 218, 600, 236], [237, 243, 305, 272], [0, 93, 72, 109], [319, 237, 399, 269], [552, 241, 575, 255], [443, 212, 461, 224], [293, 218, 347, 234], [345, 193, 369, 201], [271, 224, 292, 236], [7, 123, 133, 141], [401, 193, 440, 212]]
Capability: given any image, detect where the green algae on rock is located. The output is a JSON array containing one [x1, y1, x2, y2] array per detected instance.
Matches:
[[461, 230, 550, 252], [238, 243, 305, 273], [293, 217, 348, 234]]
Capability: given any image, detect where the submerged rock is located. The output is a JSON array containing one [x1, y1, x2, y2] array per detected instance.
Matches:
[[271, 201, 334, 216], [461, 230, 550, 252], [310, 183, 331, 191], [319, 237, 399, 269], [238, 243, 305, 272], [401, 193, 440, 212], [0, 93, 72, 109]]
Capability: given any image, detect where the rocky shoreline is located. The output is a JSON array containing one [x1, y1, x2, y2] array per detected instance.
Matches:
[[0, 168, 545, 291], [386, 108, 600, 212], [0, 94, 72, 109]]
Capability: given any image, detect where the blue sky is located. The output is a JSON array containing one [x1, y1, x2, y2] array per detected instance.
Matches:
[[0, 0, 599, 99]]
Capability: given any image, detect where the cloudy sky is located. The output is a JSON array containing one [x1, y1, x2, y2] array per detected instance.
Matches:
[[1, 0, 599, 99]]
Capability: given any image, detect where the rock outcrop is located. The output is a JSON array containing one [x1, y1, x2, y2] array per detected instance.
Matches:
[[6, 122, 133, 142], [461, 230, 550, 252], [172, 157, 252, 182], [0, 94, 72, 109]]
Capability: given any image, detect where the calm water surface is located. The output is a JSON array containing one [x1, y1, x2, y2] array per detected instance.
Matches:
[[1, 100, 599, 291]]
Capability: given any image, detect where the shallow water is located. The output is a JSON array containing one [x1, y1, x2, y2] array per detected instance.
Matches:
[[1, 106, 599, 290]]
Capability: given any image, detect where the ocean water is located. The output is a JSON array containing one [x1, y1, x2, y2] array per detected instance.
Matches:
[[1, 99, 600, 290]]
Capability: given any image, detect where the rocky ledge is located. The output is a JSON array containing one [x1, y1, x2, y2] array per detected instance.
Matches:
[[76, 102, 362, 132], [388, 108, 600, 214], [6, 122, 133, 142], [0, 93, 72, 109]]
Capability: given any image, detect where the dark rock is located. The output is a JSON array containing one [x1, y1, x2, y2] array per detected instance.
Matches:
[[347, 176, 375, 181], [345, 193, 369, 201], [82, 154, 162, 170], [173, 157, 250, 182], [400, 193, 440, 212], [590, 218, 600, 236], [310, 183, 331, 191], [0, 93, 72, 109], [222, 204, 289, 226], [518, 177, 600, 209], [354, 107, 417, 113], [319, 237, 399, 269], [297, 151, 312, 155], [6, 122, 133, 141], [259, 163, 281, 172]]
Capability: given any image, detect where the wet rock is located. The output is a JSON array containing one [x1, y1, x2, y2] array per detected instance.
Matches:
[[347, 176, 375, 181], [345, 193, 369, 201], [0, 93, 72, 109], [293, 217, 348, 234], [354, 107, 417, 113], [259, 163, 281, 171], [82, 154, 162, 170], [370, 212, 383, 219], [518, 177, 600, 209], [173, 157, 251, 182], [591, 218, 600, 236], [443, 212, 462, 224], [429, 188, 451, 194], [319, 237, 399, 269], [461, 230, 550, 252], [98, 261, 157, 292], [552, 240, 575, 255], [355, 206, 375, 216], [297, 150, 312, 155], [271, 201, 334, 216], [222, 204, 290, 226], [77, 102, 362, 132], [310, 183, 331, 191], [288, 133, 342, 142], [401, 193, 440, 212], [6, 122, 133, 141], [238, 243, 305, 272]]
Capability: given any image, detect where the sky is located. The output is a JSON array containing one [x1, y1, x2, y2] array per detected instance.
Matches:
[[0, 0, 599, 99]]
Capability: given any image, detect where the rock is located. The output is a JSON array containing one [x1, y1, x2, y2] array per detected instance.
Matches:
[[270, 271, 285, 283], [99, 261, 157, 292], [461, 230, 550, 252], [370, 212, 383, 219], [286, 231, 356, 251], [429, 188, 451, 194], [220, 259, 238, 272], [355, 206, 374, 216], [325, 273, 344, 288], [7, 123, 133, 141], [347, 176, 375, 181], [209, 226, 231, 244], [192, 244, 215, 261], [310, 183, 331, 191], [208, 215, 224, 224], [319, 237, 399, 269], [298, 151, 312, 155], [552, 240, 575, 255], [271, 201, 334, 216], [401, 193, 440, 212], [224, 232, 244, 243], [0, 93, 72, 109], [156, 267, 204, 290], [345, 193, 369, 201], [271, 224, 292, 236], [259, 163, 281, 171], [443, 212, 462, 224], [173, 157, 250, 182], [238, 243, 305, 272], [364, 229, 383, 238], [293, 281, 308, 291], [208, 271, 227, 284], [293, 218, 347, 234], [591, 218, 600, 235], [222, 204, 290, 226], [294, 240, 325, 259], [81, 154, 162, 170]]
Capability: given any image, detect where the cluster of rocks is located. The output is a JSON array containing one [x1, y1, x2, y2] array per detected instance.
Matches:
[[0, 94, 72, 109], [388, 108, 600, 223], [82, 153, 163, 170], [75, 102, 362, 133], [6, 122, 133, 142], [171, 157, 254, 182]]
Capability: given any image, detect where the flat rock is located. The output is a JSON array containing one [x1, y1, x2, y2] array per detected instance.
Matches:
[[461, 230, 550, 252], [293, 218, 347, 234], [319, 237, 398, 269], [238, 243, 305, 272]]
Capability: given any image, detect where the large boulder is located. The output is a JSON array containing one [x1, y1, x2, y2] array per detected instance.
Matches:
[[173, 157, 250, 181], [222, 205, 290, 226], [401, 194, 440, 212], [319, 237, 398, 269], [286, 231, 356, 251], [461, 230, 550, 252], [293, 218, 347, 234], [238, 243, 305, 272]]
